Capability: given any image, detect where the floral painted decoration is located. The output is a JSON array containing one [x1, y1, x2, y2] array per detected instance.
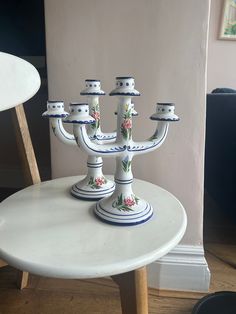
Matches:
[[122, 156, 132, 172], [91, 103, 100, 130], [52, 126, 56, 135], [88, 176, 107, 189], [112, 193, 139, 211], [148, 132, 158, 142], [121, 105, 132, 140]]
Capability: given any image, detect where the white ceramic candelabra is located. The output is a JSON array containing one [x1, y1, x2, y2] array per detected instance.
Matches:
[[43, 80, 116, 200], [70, 77, 179, 225]]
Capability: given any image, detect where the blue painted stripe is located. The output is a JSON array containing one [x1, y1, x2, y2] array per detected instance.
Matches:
[[109, 92, 140, 96], [128, 126, 168, 152], [80, 125, 168, 154], [96, 202, 151, 217], [115, 179, 133, 185], [80, 92, 105, 95], [150, 117, 179, 122], [81, 126, 125, 154], [43, 114, 68, 118], [94, 211, 153, 226], [95, 135, 116, 141], [64, 120, 94, 124], [87, 162, 103, 166], [73, 184, 115, 194], [115, 178, 133, 182], [71, 192, 104, 201]]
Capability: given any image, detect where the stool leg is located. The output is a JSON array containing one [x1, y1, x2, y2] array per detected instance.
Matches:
[[0, 259, 7, 267], [12, 104, 41, 185], [11, 104, 41, 289], [112, 267, 148, 314], [16, 270, 29, 290]]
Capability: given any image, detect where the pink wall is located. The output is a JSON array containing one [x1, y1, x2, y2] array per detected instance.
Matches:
[[208, 0, 236, 92], [45, 0, 210, 246]]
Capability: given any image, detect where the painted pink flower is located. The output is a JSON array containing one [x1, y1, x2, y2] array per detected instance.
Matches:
[[92, 111, 100, 120], [95, 177, 105, 186], [122, 118, 132, 129], [124, 197, 135, 207]]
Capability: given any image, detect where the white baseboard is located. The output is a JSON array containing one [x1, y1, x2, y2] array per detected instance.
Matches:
[[147, 244, 211, 292]]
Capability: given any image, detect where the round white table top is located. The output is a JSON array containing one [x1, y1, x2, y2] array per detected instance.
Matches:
[[0, 52, 41, 112], [0, 176, 187, 279]]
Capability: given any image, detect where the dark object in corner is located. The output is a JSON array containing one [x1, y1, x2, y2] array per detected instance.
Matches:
[[205, 93, 236, 221], [212, 87, 236, 93], [192, 291, 236, 314]]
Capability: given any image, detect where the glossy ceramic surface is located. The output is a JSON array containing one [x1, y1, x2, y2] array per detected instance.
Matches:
[[43, 80, 116, 200], [75, 77, 179, 225]]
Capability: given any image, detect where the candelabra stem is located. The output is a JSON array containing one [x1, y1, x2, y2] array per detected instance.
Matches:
[[94, 97, 154, 225], [71, 155, 115, 199], [116, 96, 133, 143], [95, 153, 153, 225]]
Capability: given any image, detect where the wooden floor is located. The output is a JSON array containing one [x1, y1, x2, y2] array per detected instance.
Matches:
[[0, 245, 236, 314]]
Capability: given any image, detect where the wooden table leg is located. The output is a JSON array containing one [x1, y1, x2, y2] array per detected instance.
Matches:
[[11, 104, 41, 289], [12, 104, 41, 185], [16, 270, 29, 290], [0, 259, 7, 267], [112, 267, 148, 314]]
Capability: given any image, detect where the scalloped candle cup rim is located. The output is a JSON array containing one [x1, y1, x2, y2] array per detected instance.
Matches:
[[69, 103, 88, 106], [85, 79, 101, 82], [80, 91, 106, 96], [65, 114, 94, 120], [116, 76, 134, 79], [157, 103, 175, 106], [42, 110, 69, 116], [47, 100, 64, 104], [151, 117, 180, 122], [42, 113, 69, 118], [63, 119, 95, 124], [150, 114, 180, 121], [109, 91, 141, 96]]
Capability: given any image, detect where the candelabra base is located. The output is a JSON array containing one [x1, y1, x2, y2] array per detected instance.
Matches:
[[71, 177, 115, 200], [94, 197, 154, 226]]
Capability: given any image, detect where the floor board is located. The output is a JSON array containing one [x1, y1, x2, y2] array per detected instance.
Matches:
[[0, 246, 236, 314]]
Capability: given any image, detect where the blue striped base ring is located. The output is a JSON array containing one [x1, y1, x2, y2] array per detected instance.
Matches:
[[70, 183, 115, 200], [94, 201, 154, 226]]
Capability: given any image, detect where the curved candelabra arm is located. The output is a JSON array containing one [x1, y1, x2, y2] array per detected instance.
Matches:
[[128, 121, 169, 155], [43, 100, 77, 146], [50, 118, 77, 146], [74, 124, 125, 157], [51, 118, 116, 145], [129, 102, 179, 155]]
